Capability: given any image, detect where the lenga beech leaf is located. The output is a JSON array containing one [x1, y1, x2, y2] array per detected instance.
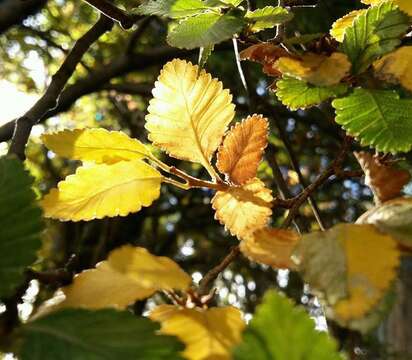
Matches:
[[216, 114, 268, 185], [145, 59, 235, 177], [275, 52, 351, 86], [294, 224, 400, 327], [355, 151, 411, 203], [330, 10, 366, 42], [361, 0, 412, 16], [41, 160, 162, 221], [240, 228, 300, 269], [46, 245, 191, 311], [150, 305, 245, 360], [212, 178, 273, 240], [373, 46, 412, 92], [42, 128, 151, 164]]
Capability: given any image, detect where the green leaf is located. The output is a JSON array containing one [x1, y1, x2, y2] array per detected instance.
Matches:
[[20, 309, 184, 360], [0, 156, 43, 299], [136, 0, 209, 18], [245, 6, 293, 32], [332, 88, 412, 153], [275, 76, 348, 111], [341, 2, 409, 74], [233, 290, 342, 360], [167, 11, 244, 49]]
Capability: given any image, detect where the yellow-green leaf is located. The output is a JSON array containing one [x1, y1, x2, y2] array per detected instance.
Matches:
[[275, 52, 351, 86], [294, 224, 400, 328], [212, 178, 273, 240], [145, 59, 235, 177], [41, 160, 162, 221], [44, 245, 191, 311], [373, 46, 412, 92], [361, 0, 412, 16], [42, 128, 151, 164], [150, 305, 245, 360], [330, 10, 366, 42]]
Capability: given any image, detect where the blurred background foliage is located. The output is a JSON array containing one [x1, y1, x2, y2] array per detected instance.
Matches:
[[2, 0, 410, 358]]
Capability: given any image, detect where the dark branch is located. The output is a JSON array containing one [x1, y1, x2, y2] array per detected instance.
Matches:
[[8, 15, 114, 160]]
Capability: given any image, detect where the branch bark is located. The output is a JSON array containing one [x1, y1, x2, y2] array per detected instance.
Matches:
[[8, 15, 114, 160]]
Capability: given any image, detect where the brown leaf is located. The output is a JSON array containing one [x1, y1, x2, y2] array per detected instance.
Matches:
[[355, 152, 411, 203], [240, 43, 295, 77], [216, 114, 268, 185], [240, 228, 300, 269]]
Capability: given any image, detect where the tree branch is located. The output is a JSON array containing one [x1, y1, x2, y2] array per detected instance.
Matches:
[[198, 246, 240, 296], [8, 15, 114, 160]]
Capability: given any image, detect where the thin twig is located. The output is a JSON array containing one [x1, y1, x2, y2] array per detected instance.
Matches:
[[198, 246, 240, 296], [8, 15, 113, 160], [82, 0, 137, 29]]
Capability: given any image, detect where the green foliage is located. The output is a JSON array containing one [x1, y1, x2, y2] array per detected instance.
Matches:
[[341, 2, 409, 74], [167, 12, 244, 49], [20, 309, 184, 360], [233, 290, 343, 360], [275, 76, 348, 111], [245, 6, 293, 32], [136, 0, 210, 19], [333, 88, 412, 153], [0, 156, 43, 299]]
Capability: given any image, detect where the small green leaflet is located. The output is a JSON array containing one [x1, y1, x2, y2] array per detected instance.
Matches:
[[245, 6, 293, 32], [20, 309, 184, 360], [341, 2, 409, 74], [136, 0, 210, 18], [333, 88, 412, 154], [167, 11, 244, 49], [233, 290, 343, 360], [276, 76, 348, 111], [0, 156, 43, 299]]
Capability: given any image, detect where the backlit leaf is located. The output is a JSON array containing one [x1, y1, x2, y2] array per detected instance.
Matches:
[[361, 0, 412, 16], [21, 309, 184, 359], [42, 128, 151, 164], [233, 290, 342, 360], [341, 2, 409, 74], [332, 88, 412, 153], [0, 156, 43, 298], [275, 52, 351, 86], [212, 178, 273, 240], [275, 76, 348, 111], [41, 160, 162, 221], [294, 224, 400, 326], [46, 245, 191, 310], [355, 151, 410, 203], [216, 114, 268, 185], [150, 305, 245, 360], [357, 197, 412, 251], [136, 0, 210, 18], [167, 12, 244, 49], [240, 228, 300, 269], [245, 6, 293, 33], [373, 46, 412, 92], [330, 10, 366, 42], [145, 59, 235, 177]]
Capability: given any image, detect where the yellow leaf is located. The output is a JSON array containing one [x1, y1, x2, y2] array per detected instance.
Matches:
[[373, 46, 412, 92], [216, 114, 268, 185], [275, 52, 351, 86], [330, 10, 367, 42], [49, 246, 191, 310], [294, 224, 400, 325], [145, 59, 235, 178], [361, 0, 412, 15], [212, 178, 273, 240], [150, 305, 245, 360], [240, 228, 300, 269], [42, 128, 151, 164], [41, 160, 162, 221]]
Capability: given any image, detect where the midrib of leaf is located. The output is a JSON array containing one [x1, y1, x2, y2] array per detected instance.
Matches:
[[25, 324, 111, 358], [63, 175, 161, 206]]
